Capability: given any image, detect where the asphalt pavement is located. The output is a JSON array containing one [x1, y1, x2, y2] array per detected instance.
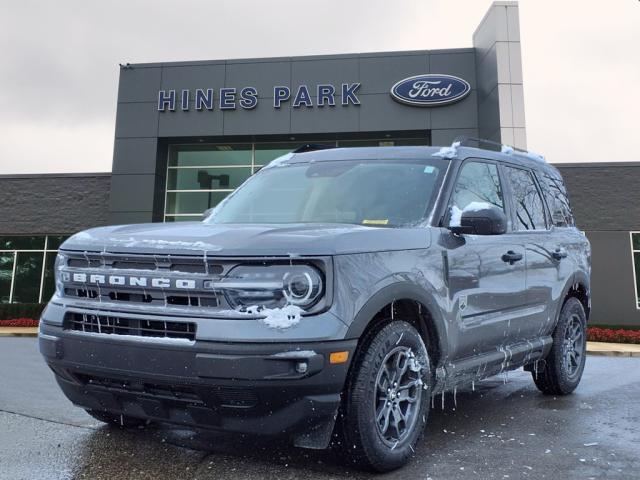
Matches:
[[1, 337, 639, 480]]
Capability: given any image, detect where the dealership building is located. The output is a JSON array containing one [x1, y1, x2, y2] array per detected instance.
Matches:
[[0, 1, 638, 327]]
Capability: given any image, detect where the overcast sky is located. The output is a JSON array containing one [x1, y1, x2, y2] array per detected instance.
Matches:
[[0, 0, 638, 174]]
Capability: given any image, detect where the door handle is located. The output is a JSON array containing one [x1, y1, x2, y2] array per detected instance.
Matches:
[[551, 248, 568, 260], [501, 250, 523, 265]]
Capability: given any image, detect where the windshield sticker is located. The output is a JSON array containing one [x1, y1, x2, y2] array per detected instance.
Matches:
[[362, 219, 389, 225]]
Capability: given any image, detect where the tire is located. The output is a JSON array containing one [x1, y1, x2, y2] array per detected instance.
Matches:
[[339, 320, 430, 472], [532, 297, 587, 395], [85, 409, 148, 428]]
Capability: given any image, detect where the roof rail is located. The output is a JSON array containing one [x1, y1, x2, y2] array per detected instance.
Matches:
[[292, 144, 335, 154], [453, 136, 546, 162]]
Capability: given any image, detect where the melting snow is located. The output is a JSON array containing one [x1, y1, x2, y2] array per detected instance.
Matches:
[[242, 304, 304, 329], [69, 331, 195, 345], [525, 150, 546, 163], [501, 145, 514, 155], [273, 350, 317, 358], [106, 238, 223, 251], [263, 152, 294, 169], [449, 202, 496, 227], [432, 141, 461, 159]]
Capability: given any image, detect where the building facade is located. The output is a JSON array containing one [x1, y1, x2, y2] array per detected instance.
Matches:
[[0, 2, 638, 327]]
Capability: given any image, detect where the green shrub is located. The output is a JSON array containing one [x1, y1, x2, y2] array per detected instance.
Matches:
[[0, 303, 47, 320]]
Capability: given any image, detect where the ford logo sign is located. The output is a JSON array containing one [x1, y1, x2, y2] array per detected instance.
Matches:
[[390, 74, 471, 107]]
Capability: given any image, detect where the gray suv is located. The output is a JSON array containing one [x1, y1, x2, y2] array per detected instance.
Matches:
[[39, 141, 590, 471]]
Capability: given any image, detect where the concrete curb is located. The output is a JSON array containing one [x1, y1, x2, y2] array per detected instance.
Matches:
[[0, 329, 639, 357]]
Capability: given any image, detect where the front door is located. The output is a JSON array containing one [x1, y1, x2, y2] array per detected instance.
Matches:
[[443, 160, 527, 360]]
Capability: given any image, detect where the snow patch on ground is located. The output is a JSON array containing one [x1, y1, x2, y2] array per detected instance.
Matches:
[[432, 141, 461, 159], [242, 304, 304, 329]]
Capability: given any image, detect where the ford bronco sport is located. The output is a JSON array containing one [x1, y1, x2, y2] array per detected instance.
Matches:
[[39, 140, 590, 471]]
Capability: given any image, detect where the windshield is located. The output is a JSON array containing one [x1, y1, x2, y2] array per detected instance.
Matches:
[[207, 158, 448, 227]]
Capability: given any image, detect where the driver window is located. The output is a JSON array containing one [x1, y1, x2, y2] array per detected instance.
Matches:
[[451, 161, 505, 215]]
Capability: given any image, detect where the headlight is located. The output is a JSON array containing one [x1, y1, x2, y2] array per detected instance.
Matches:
[[209, 264, 324, 310], [54, 252, 68, 296]]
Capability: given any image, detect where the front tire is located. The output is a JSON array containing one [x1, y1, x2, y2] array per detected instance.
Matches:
[[340, 321, 430, 472], [532, 297, 587, 395]]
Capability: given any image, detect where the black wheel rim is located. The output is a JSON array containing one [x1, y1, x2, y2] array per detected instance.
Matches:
[[563, 314, 585, 378], [374, 346, 423, 447]]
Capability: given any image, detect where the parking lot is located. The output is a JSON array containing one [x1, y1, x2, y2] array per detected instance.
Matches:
[[1, 337, 639, 480]]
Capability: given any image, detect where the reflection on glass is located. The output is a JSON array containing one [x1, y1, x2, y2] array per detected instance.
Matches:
[[0, 236, 46, 250], [166, 191, 232, 215], [41, 252, 58, 302], [12, 252, 44, 303], [167, 168, 251, 190], [0, 253, 14, 303], [169, 145, 252, 167]]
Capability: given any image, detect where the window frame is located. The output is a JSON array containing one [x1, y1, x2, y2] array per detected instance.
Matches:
[[630, 232, 640, 310], [500, 164, 550, 233], [442, 158, 508, 230], [0, 235, 66, 304]]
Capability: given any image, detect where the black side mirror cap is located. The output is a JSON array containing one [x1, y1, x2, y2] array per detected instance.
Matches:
[[449, 206, 507, 236]]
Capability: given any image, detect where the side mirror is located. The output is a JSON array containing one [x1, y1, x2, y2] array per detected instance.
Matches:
[[202, 208, 214, 220], [449, 205, 507, 235]]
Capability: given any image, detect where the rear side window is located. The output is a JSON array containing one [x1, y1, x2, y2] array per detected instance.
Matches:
[[540, 173, 575, 227], [504, 166, 547, 230]]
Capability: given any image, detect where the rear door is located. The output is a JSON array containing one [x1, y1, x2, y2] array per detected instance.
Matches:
[[443, 159, 527, 359], [501, 164, 566, 341]]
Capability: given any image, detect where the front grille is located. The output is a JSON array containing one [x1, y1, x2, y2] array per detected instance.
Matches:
[[67, 256, 224, 274], [63, 287, 219, 308], [65, 312, 196, 341]]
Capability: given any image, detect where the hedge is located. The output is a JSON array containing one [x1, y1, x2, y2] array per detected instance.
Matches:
[[587, 327, 640, 345], [0, 318, 39, 327], [0, 303, 46, 321]]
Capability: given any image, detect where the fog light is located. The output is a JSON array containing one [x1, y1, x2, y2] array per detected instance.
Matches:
[[295, 362, 308, 374]]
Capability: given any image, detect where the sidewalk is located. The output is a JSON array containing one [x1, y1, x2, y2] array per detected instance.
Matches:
[[1, 327, 639, 357]]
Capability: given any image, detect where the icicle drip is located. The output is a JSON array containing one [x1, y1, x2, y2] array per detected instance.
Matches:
[[441, 391, 445, 410], [453, 386, 457, 408]]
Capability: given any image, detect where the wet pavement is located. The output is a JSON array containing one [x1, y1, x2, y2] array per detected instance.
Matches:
[[1, 337, 639, 480]]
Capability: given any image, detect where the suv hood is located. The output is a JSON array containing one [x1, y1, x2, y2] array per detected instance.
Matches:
[[61, 222, 432, 256]]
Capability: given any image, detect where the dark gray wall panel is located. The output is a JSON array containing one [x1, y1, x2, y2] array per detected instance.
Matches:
[[160, 64, 226, 91], [223, 104, 290, 135], [358, 94, 430, 132], [587, 231, 640, 327], [117, 67, 162, 103], [290, 102, 359, 133], [109, 211, 154, 226], [158, 108, 223, 137], [431, 128, 479, 146], [225, 61, 291, 98], [291, 58, 359, 91], [115, 102, 158, 138], [431, 91, 478, 129], [112, 138, 159, 175], [430, 52, 477, 89], [108, 174, 157, 212], [358, 54, 429, 94], [0, 174, 110, 234]]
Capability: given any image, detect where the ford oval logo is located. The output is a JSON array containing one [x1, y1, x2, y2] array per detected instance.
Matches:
[[390, 74, 471, 107]]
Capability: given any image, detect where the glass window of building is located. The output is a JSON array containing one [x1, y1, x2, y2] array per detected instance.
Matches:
[[632, 233, 640, 308], [164, 136, 429, 222], [0, 235, 68, 304]]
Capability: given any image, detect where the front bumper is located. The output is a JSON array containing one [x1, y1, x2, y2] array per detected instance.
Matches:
[[39, 321, 356, 445]]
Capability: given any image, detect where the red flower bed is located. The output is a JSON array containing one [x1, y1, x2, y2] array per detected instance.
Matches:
[[587, 327, 640, 344], [0, 318, 39, 327]]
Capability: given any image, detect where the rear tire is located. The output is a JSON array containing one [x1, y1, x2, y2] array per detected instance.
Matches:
[[532, 297, 587, 395], [85, 409, 148, 428], [340, 321, 430, 472]]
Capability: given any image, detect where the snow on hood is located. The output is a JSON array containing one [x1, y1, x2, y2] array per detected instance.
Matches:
[[61, 222, 434, 256]]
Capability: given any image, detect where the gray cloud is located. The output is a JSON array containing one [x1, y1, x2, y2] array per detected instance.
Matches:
[[0, 0, 638, 173]]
